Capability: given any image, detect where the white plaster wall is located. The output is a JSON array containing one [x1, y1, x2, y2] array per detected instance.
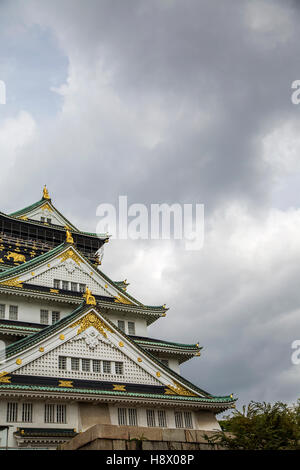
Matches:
[[108, 312, 148, 337]]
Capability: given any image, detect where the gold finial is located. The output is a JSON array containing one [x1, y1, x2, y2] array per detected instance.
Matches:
[[66, 230, 74, 244], [43, 185, 51, 200], [83, 287, 96, 305]]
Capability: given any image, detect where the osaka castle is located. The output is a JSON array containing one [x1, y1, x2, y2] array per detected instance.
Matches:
[[0, 187, 235, 449]]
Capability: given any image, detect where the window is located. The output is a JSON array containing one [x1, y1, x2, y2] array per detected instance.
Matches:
[[79, 283, 86, 293], [52, 311, 60, 324], [174, 411, 184, 428], [146, 409, 156, 427], [161, 359, 169, 367], [45, 404, 55, 423], [54, 279, 60, 289], [62, 281, 69, 291], [184, 411, 193, 429], [9, 305, 18, 321], [40, 309, 49, 325], [157, 410, 167, 427], [57, 404, 66, 424], [115, 362, 123, 375], [41, 217, 45, 223], [71, 357, 80, 371], [103, 361, 111, 374], [82, 359, 90, 372], [93, 360, 101, 373], [128, 322, 135, 335], [22, 403, 32, 423], [47, 218, 52, 224], [0, 304, 5, 319], [71, 282, 77, 292], [45, 404, 66, 424], [117, 320, 125, 332], [58, 356, 67, 370], [7, 402, 18, 422], [118, 408, 127, 426], [128, 408, 138, 426]]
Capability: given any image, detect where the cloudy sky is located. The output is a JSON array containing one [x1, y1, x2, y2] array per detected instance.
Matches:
[[1, 0, 300, 410]]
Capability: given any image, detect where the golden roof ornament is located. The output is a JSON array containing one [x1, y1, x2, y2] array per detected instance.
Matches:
[[83, 287, 96, 305], [43, 185, 51, 200], [66, 230, 74, 244]]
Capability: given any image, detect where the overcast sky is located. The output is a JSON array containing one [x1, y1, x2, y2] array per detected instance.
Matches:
[[1, 0, 300, 410]]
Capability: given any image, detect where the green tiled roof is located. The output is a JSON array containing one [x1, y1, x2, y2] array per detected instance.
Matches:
[[135, 339, 201, 350], [0, 383, 235, 405]]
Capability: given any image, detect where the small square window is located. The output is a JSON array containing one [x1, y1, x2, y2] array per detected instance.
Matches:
[[41, 217, 45, 223], [52, 311, 60, 324], [62, 281, 69, 291], [103, 361, 111, 374], [79, 284, 86, 293], [9, 305, 18, 321], [40, 309, 49, 325], [82, 359, 90, 372], [54, 279, 61, 289], [71, 357, 80, 371], [115, 362, 124, 375], [128, 321, 135, 335], [117, 320, 125, 332], [71, 282, 78, 292], [0, 304, 5, 319], [93, 360, 101, 373], [58, 356, 67, 370], [47, 218, 51, 224]]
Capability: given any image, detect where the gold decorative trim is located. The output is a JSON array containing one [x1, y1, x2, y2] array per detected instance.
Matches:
[[0, 277, 23, 288], [156, 372, 161, 377], [119, 341, 124, 347], [165, 380, 197, 397], [113, 384, 126, 391], [58, 248, 81, 266], [16, 358, 22, 365], [41, 202, 53, 212], [137, 357, 142, 362], [20, 216, 28, 221], [59, 334, 65, 340], [50, 289, 59, 294], [0, 372, 11, 384], [39, 347, 44, 353], [69, 312, 113, 338], [66, 230, 74, 244], [58, 380, 73, 388], [83, 287, 96, 305], [43, 185, 51, 200], [6, 252, 26, 263], [114, 295, 133, 305]]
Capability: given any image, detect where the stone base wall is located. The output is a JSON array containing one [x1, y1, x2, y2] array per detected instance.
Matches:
[[60, 424, 220, 450]]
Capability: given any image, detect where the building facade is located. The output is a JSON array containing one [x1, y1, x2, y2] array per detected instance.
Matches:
[[0, 188, 235, 449]]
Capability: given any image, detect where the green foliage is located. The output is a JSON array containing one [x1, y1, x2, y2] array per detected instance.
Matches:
[[204, 400, 300, 450]]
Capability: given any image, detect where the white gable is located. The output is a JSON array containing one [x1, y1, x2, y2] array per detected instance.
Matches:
[[21, 202, 73, 228], [16, 327, 161, 386]]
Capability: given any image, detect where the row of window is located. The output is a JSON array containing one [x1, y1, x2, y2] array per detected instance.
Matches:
[[58, 356, 124, 375], [40, 217, 52, 224], [54, 279, 86, 293], [40, 309, 60, 325], [7, 403, 66, 424], [117, 320, 135, 336], [117, 408, 193, 429], [0, 304, 18, 321]]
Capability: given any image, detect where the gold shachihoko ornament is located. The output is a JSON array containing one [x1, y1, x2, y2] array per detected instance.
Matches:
[[83, 287, 96, 305], [43, 185, 50, 200], [66, 230, 74, 244]]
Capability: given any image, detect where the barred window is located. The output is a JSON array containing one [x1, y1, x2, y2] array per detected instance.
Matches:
[[40, 309, 49, 325], [47, 218, 52, 224], [0, 304, 5, 319], [9, 305, 18, 321], [57, 404, 66, 424], [7, 402, 18, 422], [115, 362, 123, 375], [45, 404, 55, 423], [79, 283, 86, 293], [58, 356, 67, 370], [184, 411, 193, 429], [82, 359, 90, 372], [22, 403, 32, 423], [71, 282, 78, 292], [174, 411, 184, 428], [93, 360, 101, 373], [117, 320, 125, 332], [146, 409, 156, 427], [103, 361, 111, 374], [52, 311, 60, 324], [128, 321, 135, 335], [62, 281, 69, 291], [41, 217, 45, 222], [128, 408, 138, 426], [118, 408, 127, 426], [54, 279, 60, 289], [157, 410, 167, 427], [71, 357, 80, 371]]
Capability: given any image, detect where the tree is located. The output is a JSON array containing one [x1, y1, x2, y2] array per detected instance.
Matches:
[[204, 400, 300, 450]]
